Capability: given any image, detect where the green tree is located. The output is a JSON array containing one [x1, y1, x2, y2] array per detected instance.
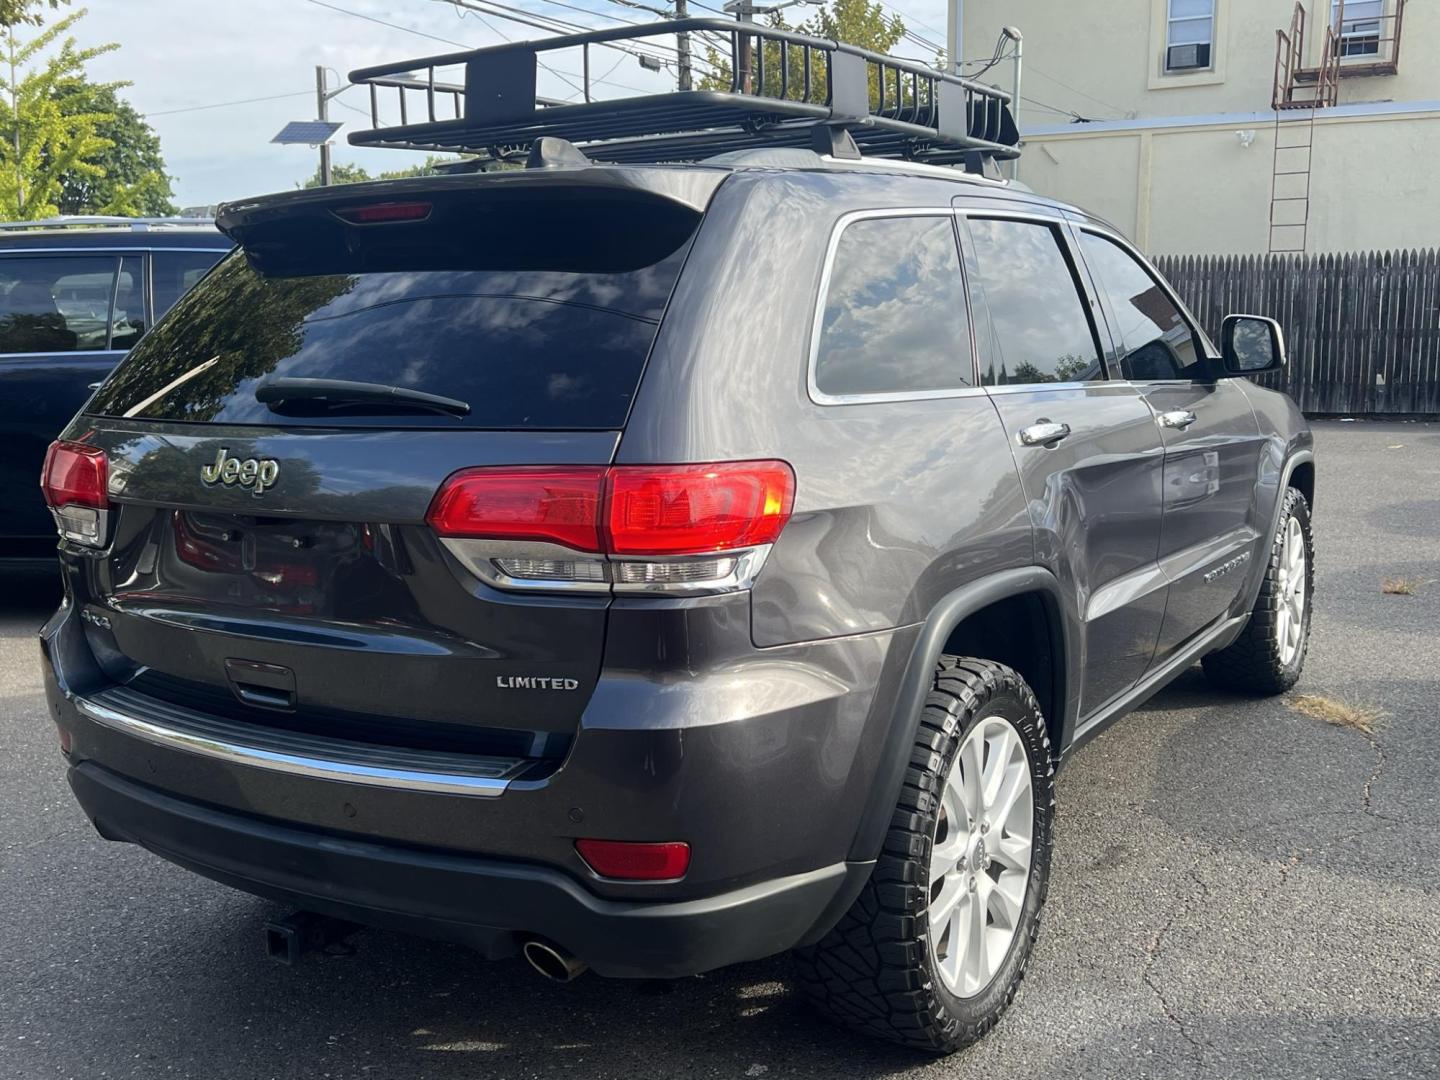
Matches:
[[0, 0, 66, 28], [0, 8, 119, 218], [300, 155, 472, 189], [698, 0, 906, 106], [57, 84, 174, 215]]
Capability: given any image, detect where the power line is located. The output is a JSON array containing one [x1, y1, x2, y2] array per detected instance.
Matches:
[[1023, 63, 1129, 118], [149, 90, 314, 117]]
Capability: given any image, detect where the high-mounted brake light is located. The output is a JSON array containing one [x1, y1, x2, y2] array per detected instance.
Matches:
[[334, 201, 433, 224], [41, 440, 110, 547], [426, 461, 795, 594], [575, 839, 690, 881]]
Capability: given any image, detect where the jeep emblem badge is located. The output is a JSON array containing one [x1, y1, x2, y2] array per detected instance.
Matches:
[[201, 447, 280, 496]]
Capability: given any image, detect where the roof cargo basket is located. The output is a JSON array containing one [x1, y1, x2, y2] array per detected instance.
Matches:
[[346, 19, 1019, 169]]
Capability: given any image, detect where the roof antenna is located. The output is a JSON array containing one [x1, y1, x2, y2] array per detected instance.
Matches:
[[810, 125, 861, 160], [526, 137, 593, 170]]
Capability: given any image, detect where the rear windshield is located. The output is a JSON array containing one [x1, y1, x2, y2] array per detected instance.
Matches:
[[89, 195, 695, 430]]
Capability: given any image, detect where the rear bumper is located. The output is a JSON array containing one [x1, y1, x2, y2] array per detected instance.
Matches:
[[68, 760, 861, 977], [40, 591, 907, 976]]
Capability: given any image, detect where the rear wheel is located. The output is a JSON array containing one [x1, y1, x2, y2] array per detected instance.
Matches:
[[794, 658, 1054, 1053], [1202, 486, 1314, 694]]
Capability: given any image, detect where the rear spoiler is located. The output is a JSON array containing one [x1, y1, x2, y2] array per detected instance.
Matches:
[[215, 166, 728, 247]]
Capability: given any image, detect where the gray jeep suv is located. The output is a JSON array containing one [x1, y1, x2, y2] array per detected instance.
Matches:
[[37, 22, 1314, 1053]]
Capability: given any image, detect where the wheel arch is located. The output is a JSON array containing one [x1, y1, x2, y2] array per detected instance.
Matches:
[[846, 567, 1079, 863]]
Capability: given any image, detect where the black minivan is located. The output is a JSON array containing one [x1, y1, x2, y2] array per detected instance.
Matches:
[[0, 219, 230, 564]]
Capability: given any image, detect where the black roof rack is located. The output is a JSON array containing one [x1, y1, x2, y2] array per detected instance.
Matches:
[[346, 19, 1019, 170]]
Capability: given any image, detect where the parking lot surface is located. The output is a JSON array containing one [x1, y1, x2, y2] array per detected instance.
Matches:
[[2, 420, 1436, 1080]]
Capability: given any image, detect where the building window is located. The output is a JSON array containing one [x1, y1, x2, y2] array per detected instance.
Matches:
[[1165, 0, 1214, 72], [1333, 0, 1382, 57]]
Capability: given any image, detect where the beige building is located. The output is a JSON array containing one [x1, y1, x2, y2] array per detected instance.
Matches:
[[962, 0, 1437, 254]]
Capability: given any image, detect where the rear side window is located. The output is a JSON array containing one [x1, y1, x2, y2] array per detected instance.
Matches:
[[153, 249, 225, 319], [89, 196, 696, 430], [966, 218, 1102, 385], [1078, 231, 1204, 380], [813, 214, 971, 398], [0, 254, 123, 354]]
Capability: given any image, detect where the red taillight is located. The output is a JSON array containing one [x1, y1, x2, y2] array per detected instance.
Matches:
[[41, 440, 108, 510], [426, 467, 606, 550], [425, 461, 795, 556], [575, 839, 691, 881], [335, 201, 433, 224], [605, 462, 794, 556]]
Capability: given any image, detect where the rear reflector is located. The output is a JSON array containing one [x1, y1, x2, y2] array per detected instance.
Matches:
[[575, 839, 691, 881], [426, 461, 795, 557], [41, 441, 110, 547], [334, 201, 433, 224]]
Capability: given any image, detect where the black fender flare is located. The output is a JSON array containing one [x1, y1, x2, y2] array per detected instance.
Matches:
[[845, 566, 1078, 863], [1237, 447, 1316, 614]]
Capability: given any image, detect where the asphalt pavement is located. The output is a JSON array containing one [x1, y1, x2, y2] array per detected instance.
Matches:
[[1, 420, 1436, 1080]]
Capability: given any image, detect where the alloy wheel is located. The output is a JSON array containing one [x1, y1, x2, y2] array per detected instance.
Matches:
[[1274, 515, 1307, 667], [927, 714, 1034, 998]]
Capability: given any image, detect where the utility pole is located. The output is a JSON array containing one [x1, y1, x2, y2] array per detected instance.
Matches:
[[675, 0, 692, 91], [946, 0, 962, 75], [316, 65, 333, 186], [725, 0, 756, 94], [1003, 26, 1022, 181]]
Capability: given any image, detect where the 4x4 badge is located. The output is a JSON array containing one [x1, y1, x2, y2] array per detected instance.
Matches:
[[201, 447, 280, 496]]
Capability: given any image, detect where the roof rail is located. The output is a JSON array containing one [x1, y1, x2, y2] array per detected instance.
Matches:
[[346, 19, 1019, 168], [0, 215, 218, 232]]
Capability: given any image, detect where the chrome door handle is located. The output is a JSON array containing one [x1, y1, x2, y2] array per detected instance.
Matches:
[[1018, 420, 1071, 447], [1159, 409, 1197, 429]]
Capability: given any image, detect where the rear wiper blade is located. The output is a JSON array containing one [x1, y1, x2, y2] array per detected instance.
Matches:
[[255, 377, 471, 418]]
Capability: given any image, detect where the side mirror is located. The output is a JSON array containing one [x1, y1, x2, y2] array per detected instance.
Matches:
[[1220, 314, 1286, 375]]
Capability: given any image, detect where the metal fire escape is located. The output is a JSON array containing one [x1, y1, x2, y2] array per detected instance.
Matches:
[[1269, 0, 1407, 253]]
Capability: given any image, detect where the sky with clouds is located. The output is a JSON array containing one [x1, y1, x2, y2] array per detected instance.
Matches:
[[76, 0, 979, 209]]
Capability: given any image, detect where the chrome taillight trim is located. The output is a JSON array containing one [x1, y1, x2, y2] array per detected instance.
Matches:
[[439, 537, 775, 596]]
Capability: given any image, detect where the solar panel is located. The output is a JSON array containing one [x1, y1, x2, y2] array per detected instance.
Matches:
[[271, 120, 344, 146]]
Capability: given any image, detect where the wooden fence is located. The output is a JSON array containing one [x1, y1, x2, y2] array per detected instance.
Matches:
[[1154, 249, 1440, 416]]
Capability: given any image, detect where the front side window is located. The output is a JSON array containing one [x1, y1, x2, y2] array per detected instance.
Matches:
[[0, 254, 126, 354], [966, 218, 1102, 386], [1079, 232, 1203, 382], [1166, 0, 1214, 71], [813, 215, 971, 398], [1333, 0, 1382, 56]]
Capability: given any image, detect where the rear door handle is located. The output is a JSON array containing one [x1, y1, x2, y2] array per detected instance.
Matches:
[[1159, 409, 1198, 429], [1018, 420, 1072, 447]]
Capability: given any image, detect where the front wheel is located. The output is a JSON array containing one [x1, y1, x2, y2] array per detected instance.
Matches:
[[794, 658, 1054, 1053], [1202, 486, 1314, 695]]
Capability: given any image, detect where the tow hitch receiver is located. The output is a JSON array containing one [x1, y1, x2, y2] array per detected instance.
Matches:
[[263, 910, 360, 965]]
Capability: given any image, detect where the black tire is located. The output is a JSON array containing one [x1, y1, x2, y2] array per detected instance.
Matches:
[[793, 658, 1054, 1054], [1202, 486, 1315, 695]]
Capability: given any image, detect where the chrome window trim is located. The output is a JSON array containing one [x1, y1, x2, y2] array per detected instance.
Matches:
[[0, 246, 227, 255], [806, 207, 986, 407], [0, 348, 126, 360], [73, 693, 516, 797]]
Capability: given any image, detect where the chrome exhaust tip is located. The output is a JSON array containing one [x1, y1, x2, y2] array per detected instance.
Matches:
[[522, 939, 588, 983]]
